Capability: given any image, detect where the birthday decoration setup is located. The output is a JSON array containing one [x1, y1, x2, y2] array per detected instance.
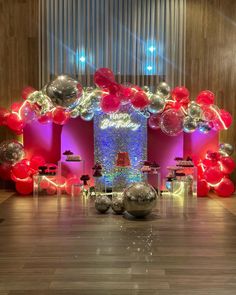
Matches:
[[0, 67, 235, 200]]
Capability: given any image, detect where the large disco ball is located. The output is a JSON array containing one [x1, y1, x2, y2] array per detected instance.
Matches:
[[123, 182, 157, 217], [95, 195, 111, 213], [46, 75, 83, 109], [0, 140, 25, 164], [160, 109, 184, 136]]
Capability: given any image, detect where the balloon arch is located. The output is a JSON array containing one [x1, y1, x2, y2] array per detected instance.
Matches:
[[0, 68, 235, 197]]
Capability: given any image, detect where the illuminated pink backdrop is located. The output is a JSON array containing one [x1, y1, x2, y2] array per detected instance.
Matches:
[[23, 119, 218, 186]]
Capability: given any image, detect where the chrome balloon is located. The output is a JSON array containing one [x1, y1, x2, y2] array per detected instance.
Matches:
[[142, 86, 150, 93], [187, 102, 203, 119], [219, 143, 234, 156], [198, 121, 212, 134], [46, 75, 83, 109], [0, 140, 25, 164], [95, 195, 111, 213], [156, 82, 171, 97], [80, 109, 94, 121], [123, 182, 157, 217], [183, 116, 198, 133], [148, 94, 166, 114], [70, 106, 81, 118], [111, 193, 125, 214]]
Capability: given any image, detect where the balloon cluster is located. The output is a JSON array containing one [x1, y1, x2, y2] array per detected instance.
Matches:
[[0, 139, 84, 196], [0, 68, 233, 136], [196, 143, 235, 197]]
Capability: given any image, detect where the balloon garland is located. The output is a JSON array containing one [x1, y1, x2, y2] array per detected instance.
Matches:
[[0, 68, 234, 196]]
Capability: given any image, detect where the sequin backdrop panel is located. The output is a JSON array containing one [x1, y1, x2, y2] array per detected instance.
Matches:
[[94, 105, 147, 191]]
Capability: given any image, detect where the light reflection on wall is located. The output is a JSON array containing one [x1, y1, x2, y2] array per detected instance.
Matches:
[[94, 105, 147, 191]]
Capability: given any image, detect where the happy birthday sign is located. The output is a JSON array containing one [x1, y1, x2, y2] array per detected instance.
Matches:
[[100, 113, 141, 131]]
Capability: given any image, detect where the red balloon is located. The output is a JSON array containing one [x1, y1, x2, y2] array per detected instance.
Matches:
[[40, 178, 50, 190], [148, 114, 161, 130], [118, 86, 135, 103], [15, 179, 33, 195], [52, 107, 70, 125], [46, 185, 57, 195], [30, 155, 46, 170], [11, 102, 23, 112], [214, 178, 235, 197], [196, 90, 215, 105], [94, 68, 115, 89], [213, 109, 232, 130], [219, 156, 235, 174], [131, 91, 149, 110], [38, 112, 52, 124], [171, 87, 190, 104], [0, 108, 10, 126], [6, 113, 24, 133], [12, 162, 30, 179], [100, 94, 120, 113], [203, 166, 224, 185], [106, 82, 121, 95], [0, 162, 12, 180], [65, 177, 80, 195], [21, 86, 36, 100], [197, 179, 210, 197], [45, 163, 58, 174]]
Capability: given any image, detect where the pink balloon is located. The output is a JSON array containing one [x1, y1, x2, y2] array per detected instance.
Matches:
[[220, 156, 235, 175], [21, 86, 36, 100], [196, 90, 215, 105], [100, 94, 120, 113], [94, 68, 115, 89], [52, 107, 70, 125], [214, 178, 235, 197], [148, 114, 161, 130], [203, 166, 224, 185], [131, 91, 149, 110], [0, 162, 12, 180], [171, 87, 190, 104], [19, 102, 36, 123], [197, 179, 210, 197]]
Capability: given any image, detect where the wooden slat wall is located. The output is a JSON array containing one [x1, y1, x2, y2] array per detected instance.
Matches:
[[0, 0, 39, 141], [186, 0, 236, 183]]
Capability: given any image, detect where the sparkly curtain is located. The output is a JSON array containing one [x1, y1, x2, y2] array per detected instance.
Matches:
[[39, 0, 186, 88]]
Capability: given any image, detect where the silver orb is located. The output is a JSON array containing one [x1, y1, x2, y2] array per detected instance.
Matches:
[[183, 116, 198, 133], [156, 82, 171, 97], [148, 94, 165, 114], [187, 102, 203, 119], [111, 194, 125, 214], [95, 195, 111, 213], [219, 143, 234, 156], [198, 121, 212, 134], [142, 86, 150, 93], [123, 182, 157, 217], [46, 75, 83, 109], [80, 109, 94, 121], [0, 140, 25, 164]]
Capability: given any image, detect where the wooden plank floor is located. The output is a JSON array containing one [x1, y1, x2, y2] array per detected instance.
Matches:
[[0, 193, 236, 295]]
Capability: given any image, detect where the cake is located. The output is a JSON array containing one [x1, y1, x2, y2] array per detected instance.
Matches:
[[115, 152, 131, 167]]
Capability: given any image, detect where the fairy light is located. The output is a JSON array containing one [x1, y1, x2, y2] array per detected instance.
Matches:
[[41, 176, 66, 188], [210, 105, 227, 129]]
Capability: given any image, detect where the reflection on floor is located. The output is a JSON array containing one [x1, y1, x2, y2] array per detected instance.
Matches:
[[0, 192, 235, 294]]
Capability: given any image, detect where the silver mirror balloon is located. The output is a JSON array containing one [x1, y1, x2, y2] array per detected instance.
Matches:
[[95, 195, 111, 213], [219, 143, 234, 156], [80, 109, 94, 121], [123, 182, 157, 217], [198, 121, 212, 134], [0, 140, 25, 164], [183, 116, 198, 133], [46, 75, 83, 109], [148, 94, 166, 114], [187, 102, 203, 120], [156, 82, 171, 98]]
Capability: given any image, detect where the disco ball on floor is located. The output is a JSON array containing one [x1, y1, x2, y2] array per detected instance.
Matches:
[[123, 182, 158, 217]]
